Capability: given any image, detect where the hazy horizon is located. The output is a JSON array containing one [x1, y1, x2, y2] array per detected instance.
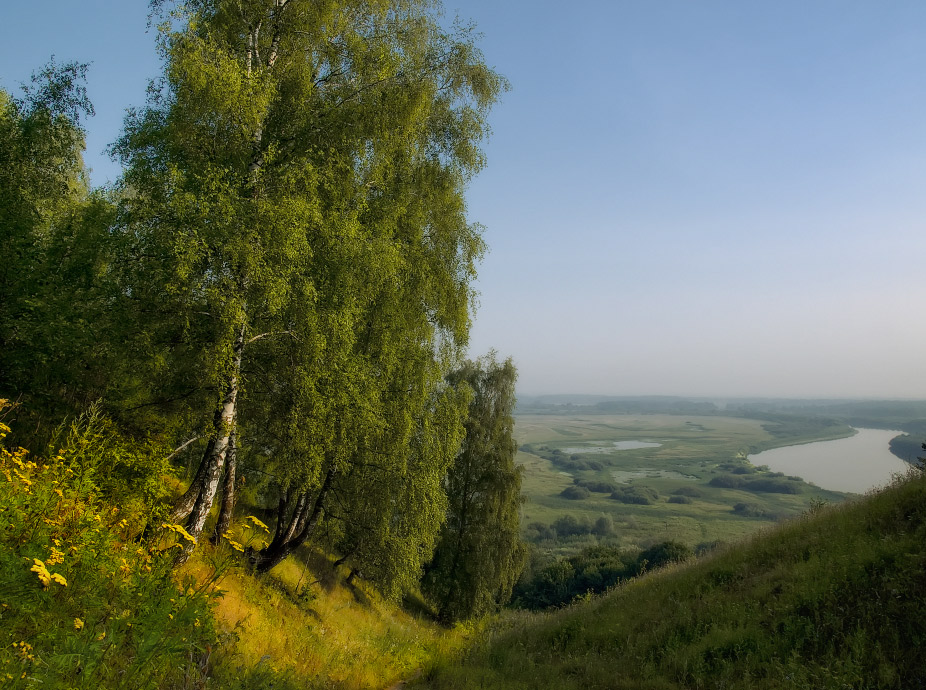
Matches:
[[3, 1, 926, 400]]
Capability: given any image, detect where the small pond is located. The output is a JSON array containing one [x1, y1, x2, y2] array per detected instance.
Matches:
[[561, 440, 662, 454]]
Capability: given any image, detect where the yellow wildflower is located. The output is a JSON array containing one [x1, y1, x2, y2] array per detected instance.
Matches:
[[227, 539, 245, 553], [30, 559, 51, 588], [96, 631, 106, 641], [74, 618, 84, 630], [51, 573, 67, 587], [161, 522, 197, 544], [247, 515, 270, 532], [47, 547, 65, 566]]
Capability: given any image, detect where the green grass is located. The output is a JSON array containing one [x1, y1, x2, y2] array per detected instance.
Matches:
[[416, 469, 926, 689], [516, 414, 851, 556]]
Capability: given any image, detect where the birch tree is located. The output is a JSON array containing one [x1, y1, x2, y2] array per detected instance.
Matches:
[[114, 0, 504, 555], [422, 354, 526, 622]]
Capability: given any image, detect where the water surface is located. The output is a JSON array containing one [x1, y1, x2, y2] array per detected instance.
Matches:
[[561, 440, 662, 454], [749, 428, 910, 493]]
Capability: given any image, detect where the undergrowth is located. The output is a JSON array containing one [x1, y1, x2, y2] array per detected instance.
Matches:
[[0, 401, 220, 688], [0, 400, 475, 689]]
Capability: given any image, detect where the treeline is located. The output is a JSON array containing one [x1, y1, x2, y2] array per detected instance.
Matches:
[[0, 0, 523, 624], [513, 541, 699, 610]]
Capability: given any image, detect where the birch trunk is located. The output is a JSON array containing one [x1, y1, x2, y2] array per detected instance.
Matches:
[[168, 432, 217, 523], [177, 325, 245, 559], [210, 429, 238, 545]]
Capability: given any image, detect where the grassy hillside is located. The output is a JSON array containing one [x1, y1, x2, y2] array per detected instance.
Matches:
[[416, 470, 926, 689], [0, 405, 469, 690]]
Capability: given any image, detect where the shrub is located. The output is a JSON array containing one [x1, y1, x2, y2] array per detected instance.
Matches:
[[592, 515, 614, 536], [709, 475, 744, 489], [636, 541, 693, 572], [610, 485, 658, 505], [668, 495, 692, 504], [525, 522, 556, 541], [552, 514, 594, 537], [0, 402, 220, 689], [672, 486, 703, 497], [560, 485, 591, 500], [745, 478, 802, 494], [575, 479, 617, 493]]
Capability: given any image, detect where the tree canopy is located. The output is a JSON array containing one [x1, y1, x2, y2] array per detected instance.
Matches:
[[423, 353, 526, 622]]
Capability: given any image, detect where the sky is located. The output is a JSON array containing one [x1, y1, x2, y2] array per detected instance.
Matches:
[[3, 1, 926, 399]]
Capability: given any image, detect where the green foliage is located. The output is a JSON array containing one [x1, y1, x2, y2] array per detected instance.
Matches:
[[45, 404, 177, 525], [559, 485, 590, 500], [422, 355, 526, 622], [0, 67, 123, 445], [0, 404, 219, 689], [420, 472, 926, 689], [513, 540, 689, 610], [610, 485, 659, 505], [574, 479, 617, 493], [709, 474, 803, 494], [635, 540, 692, 573]]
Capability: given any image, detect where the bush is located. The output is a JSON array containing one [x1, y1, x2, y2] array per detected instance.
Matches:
[[575, 479, 617, 493], [513, 546, 632, 609], [668, 495, 692, 504], [709, 475, 744, 489], [592, 515, 614, 536], [560, 485, 591, 500], [552, 515, 594, 537], [636, 541, 693, 572], [745, 478, 802, 494], [610, 485, 658, 505], [0, 403, 221, 689], [672, 486, 703, 497], [525, 522, 556, 541]]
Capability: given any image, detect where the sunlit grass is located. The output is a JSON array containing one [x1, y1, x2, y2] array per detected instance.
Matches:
[[180, 527, 474, 690]]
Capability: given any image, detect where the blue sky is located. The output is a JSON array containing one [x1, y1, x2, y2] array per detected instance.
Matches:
[[3, 1, 926, 398]]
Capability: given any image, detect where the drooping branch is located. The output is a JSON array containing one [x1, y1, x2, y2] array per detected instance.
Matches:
[[166, 435, 202, 462], [245, 330, 295, 346]]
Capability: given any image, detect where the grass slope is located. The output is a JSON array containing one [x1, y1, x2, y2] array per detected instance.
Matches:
[[417, 471, 926, 689]]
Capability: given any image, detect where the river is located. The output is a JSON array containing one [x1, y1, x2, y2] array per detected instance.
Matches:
[[748, 428, 912, 494]]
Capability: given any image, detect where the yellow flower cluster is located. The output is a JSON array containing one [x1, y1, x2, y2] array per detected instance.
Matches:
[[12, 641, 34, 662], [161, 522, 197, 544], [247, 515, 270, 532], [30, 559, 67, 589]]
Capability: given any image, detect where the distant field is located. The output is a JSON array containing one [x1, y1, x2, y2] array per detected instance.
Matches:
[[515, 413, 850, 555]]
